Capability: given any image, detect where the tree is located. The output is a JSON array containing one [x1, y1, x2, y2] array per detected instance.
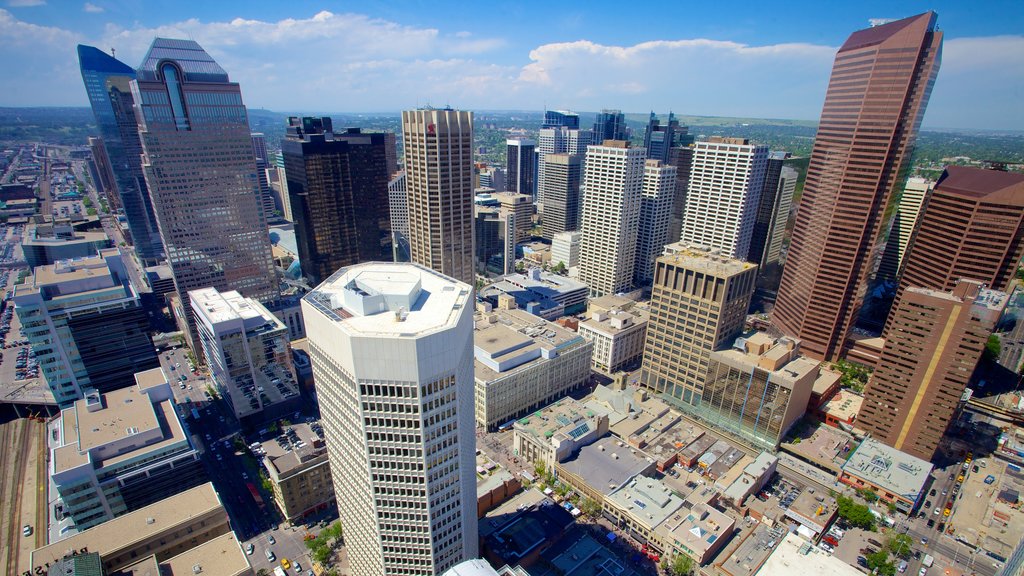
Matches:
[[256, 570, 270, 576], [985, 334, 1001, 361], [836, 495, 876, 530], [856, 487, 879, 503], [887, 533, 913, 559], [551, 261, 567, 275], [312, 545, 332, 565], [866, 549, 895, 576], [86, 207, 97, 216], [671, 554, 693, 576], [515, 261, 526, 273], [578, 497, 601, 518]]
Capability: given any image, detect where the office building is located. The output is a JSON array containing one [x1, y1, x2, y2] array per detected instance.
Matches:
[[475, 206, 516, 275], [272, 151, 294, 221], [14, 249, 158, 407], [604, 476, 685, 552], [838, 438, 932, 514], [773, 13, 943, 360], [77, 44, 163, 265], [389, 171, 410, 262], [578, 141, 646, 297], [480, 268, 588, 319], [643, 112, 691, 164], [283, 117, 392, 285], [593, 109, 627, 144], [666, 145, 695, 244], [133, 38, 279, 352], [478, 166, 506, 192], [537, 123, 592, 206], [762, 165, 798, 268], [190, 287, 300, 426], [473, 305, 592, 430], [251, 132, 276, 222], [876, 177, 934, 282], [641, 243, 758, 409], [384, 131, 400, 175], [87, 136, 120, 212], [756, 533, 863, 576], [539, 153, 583, 240], [635, 159, 677, 285], [506, 138, 536, 199], [657, 503, 735, 565], [681, 137, 769, 260], [513, 397, 610, 471], [746, 151, 792, 269], [301, 263, 478, 576], [884, 167, 1024, 335], [144, 263, 175, 298], [542, 110, 579, 129], [260, 421, 334, 522], [858, 281, 1007, 461], [578, 295, 648, 373], [50, 370, 207, 530], [402, 108, 475, 285], [498, 192, 533, 242], [551, 231, 581, 269], [22, 223, 112, 268]]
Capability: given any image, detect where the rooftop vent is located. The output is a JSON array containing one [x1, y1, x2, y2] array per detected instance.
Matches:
[[146, 517, 155, 524], [192, 563, 203, 574]]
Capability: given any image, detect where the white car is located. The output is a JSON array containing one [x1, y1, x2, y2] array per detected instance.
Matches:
[[818, 542, 834, 554]]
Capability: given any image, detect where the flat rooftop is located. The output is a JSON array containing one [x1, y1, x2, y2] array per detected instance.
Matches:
[[556, 436, 654, 497], [841, 438, 932, 500], [580, 307, 648, 336], [606, 475, 684, 529], [515, 397, 597, 444], [261, 421, 327, 477], [660, 243, 756, 278], [657, 502, 734, 557], [190, 287, 276, 327], [755, 532, 862, 576], [480, 488, 549, 540], [474, 307, 584, 380], [159, 531, 250, 576], [784, 490, 837, 531], [21, 248, 123, 295], [531, 529, 642, 576], [820, 390, 863, 423]]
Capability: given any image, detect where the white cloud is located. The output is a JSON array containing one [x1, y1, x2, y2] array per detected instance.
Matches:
[[6, 0, 45, 6], [924, 36, 1024, 130], [83, 2, 102, 13]]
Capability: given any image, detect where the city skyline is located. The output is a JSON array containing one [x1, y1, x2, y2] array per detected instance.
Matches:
[[0, 2, 1021, 130]]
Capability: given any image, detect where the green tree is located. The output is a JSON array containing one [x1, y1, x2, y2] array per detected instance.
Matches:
[[86, 207, 97, 216], [856, 487, 879, 502], [886, 533, 913, 559], [578, 497, 601, 518], [671, 554, 693, 576], [312, 545, 332, 565], [256, 569, 270, 576], [551, 261, 567, 275], [866, 549, 895, 576], [985, 334, 1001, 361], [515, 261, 526, 272], [836, 495, 876, 530]]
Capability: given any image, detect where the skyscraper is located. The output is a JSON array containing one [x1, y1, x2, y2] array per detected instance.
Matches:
[[681, 137, 769, 260], [389, 171, 410, 262], [762, 165, 798, 270], [133, 38, 279, 351], [542, 110, 580, 129], [87, 136, 120, 212], [536, 123, 592, 205], [301, 262, 478, 576], [475, 205, 515, 275], [506, 138, 537, 199], [773, 13, 943, 361], [402, 108, 475, 285], [539, 153, 583, 240], [251, 132, 277, 223], [643, 112, 691, 164], [666, 145, 695, 244], [635, 160, 677, 285], [747, 151, 791, 269], [876, 176, 934, 283], [593, 109, 627, 144], [857, 280, 1006, 461], [578, 141, 646, 297], [282, 117, 392, 285], [77, 45, 164, 265]]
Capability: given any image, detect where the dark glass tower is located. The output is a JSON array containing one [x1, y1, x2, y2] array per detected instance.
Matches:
[[78, 45, 164, 265], [542, 110, 579, 129], [593, 109, 627, 145], [643, 112, 692, 164]]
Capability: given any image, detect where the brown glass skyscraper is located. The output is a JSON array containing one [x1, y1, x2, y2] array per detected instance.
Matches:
[[773, 13, 942, 360]]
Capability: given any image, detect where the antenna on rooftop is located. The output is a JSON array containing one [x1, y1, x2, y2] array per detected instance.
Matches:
[[111, 48, 116, 58]]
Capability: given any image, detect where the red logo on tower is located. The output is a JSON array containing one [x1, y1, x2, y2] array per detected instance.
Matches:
[[427, 123, 435, 134]]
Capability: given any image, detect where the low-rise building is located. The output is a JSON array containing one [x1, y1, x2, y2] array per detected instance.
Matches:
[[604, 475, 684, 551], [818, 390, 863, 430], [481, 269, 588, 319], [838, 438, 932, 514], [578, 296, 648, 374], [22, 223, 112, 268], [551, 231, 581, 269], [722, 451, 778, 507], [754, 532, 862, 576], [51, 369, 206, 530], [513, 397, 609, 471], [143, 264, 175, 298], [783, 490, 837, 541], [474, 306, 593, 430], [555, 436, 656, 506], [260, 421, 334, 522], [481, 492, 575, 569], [657, 502, 734, 565]]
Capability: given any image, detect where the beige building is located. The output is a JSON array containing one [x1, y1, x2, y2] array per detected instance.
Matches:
[[604, 475, 684, 551], [261, 422, 334, 522], [656, 502, 734, 565], [578, 295, 649, 373], [473, 304, 593, 431], [402, 108, 475, 285], [118, 532, 252, 576], [497, 192, 533, 242], [513, 397, 609, 471]]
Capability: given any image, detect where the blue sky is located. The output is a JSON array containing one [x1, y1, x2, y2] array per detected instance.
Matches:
[[2, 0, 1022, 130]]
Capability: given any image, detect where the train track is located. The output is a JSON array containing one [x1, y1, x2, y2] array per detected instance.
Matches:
[[1, 419, 31, 576]]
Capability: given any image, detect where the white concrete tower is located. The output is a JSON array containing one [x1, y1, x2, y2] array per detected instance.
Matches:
[[301, 263, 477, 576], [635, 159, 677, 285]]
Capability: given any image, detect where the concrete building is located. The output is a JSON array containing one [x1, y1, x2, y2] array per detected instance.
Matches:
[[784, 489, 838, 542], [29, 483, 237, 576], [666, 146, 695, 245], [555, 435, 657, 506], [498, 192, 534, 242], [755, 532, 862, 576], [761, 164, 798, 268], [475, 205, 516, 275], [251, 132, 276, 224], [643, 112, 690, 165], [681, 137, 769, 260], [536, 124, 591, 207], [551, 231, 581, 269], [635, 160, 677, 285], [506, 138, 536, 200], [133, 38, 279, 352], [478, 166, 506, 192], [876, 176, 934, 281], [473, 306, 592, 431], [721, 451, 778, 507], [540, 153, 583, 240], [656, 502, 734, 565], [698, 333, 819, 450], [143, 264, 175, 298], [747, 152, 794, 270], [402, 108, 475, 285], [190, 287, 300, 426], [641, 243, 758, 411], [513, 397, 610, 472], [14, 249, 158, 406], [604, 475, 684, 551], [50, 369, 206, 530], [302, 263, 478, 576], [260, 421, 334, 522], [838, 438, 932, 514], [22, 223, 112, 268], [593, 109, 627, 144], [579, 141, 646, 297], [578, 296, 648, 374], [773, 13, 942, 361], [481, 269, 588, 320], [858, 280, 1007, 461], [388, 170, 409, 262]]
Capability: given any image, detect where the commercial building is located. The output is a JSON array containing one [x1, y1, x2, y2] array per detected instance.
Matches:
[[143, 263, 175, 298], [480, 269, 588, 320], [22, 223, 111, 268], [783, 490, 837, 541], [858, 281, 1007, 461], [656, 502, 734, 565], [721, 452, 778, 507], [578, 296, 648, 374], [555, 435, 656, 506], [550, 231, 581, 269], [260, 421, 334, 522], [747, 152, 793, 269], [666, 146, 695, 245], [593, 109, 627, 144], [478, 166, 506, 192], [755, 532, 862, 576], [539, 153, 583, 240], [133, 38, 279, 352], [635, 160, 677, 285], [604, 475, 684, 550], [536, 122, 591, 207], [123, 532, 253, 576], [499, 192, 534, 242], [680, 137, 769, 260], [50, 369, 206, 530], [641, 243, 758, 411], [513, 397, 610, 471], [30, 483, 234, 576], [251, 132, 276, 224], [876, 176, 934, 281], [282, 117, 392, 285], [643, 112, 691, 165], [475, 205, 516, 275], [77, 44, 163, 265], [191, 287, 300, 426], [14, 249, 158, 406], [838, 438, 932, 514], [473, 305, 592, 431], [578, 141, 646, 297], [506, 138, 536, 200], [402, 108, 475, 285], [302, 262, 478, 576], [389, 171, 409, 261], [773, 13, 943, 360]]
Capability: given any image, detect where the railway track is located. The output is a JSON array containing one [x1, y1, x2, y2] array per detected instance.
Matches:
[[1, 419, 30, 576]]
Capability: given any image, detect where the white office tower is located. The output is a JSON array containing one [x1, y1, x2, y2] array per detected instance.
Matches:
[[578, 142, 646, 297], [551, 230, 582, 269], [762, 165, 798, 267], [301, 263, 478, 576], [681, 137, 769, 260], [389, 171, 410, 262], [537, 126, 592, 204], [635, 160, 678, 285]]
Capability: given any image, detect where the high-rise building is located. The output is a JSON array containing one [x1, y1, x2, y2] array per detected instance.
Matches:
[[551, 231, 582, 269], [251, 132, 277, 223], [747, 151, 790, 268], [578, 141, 646, 297], [190, 287, 300, 426], [77, 45, 164, 265], [506, 138, 537, 199], [87, 136, 121, 212], [641, 243, 758, 409], [389, 171, 410, 262], [635, 160, 677, 285], [858, 280, 1007, 461], [876, 177, 934, 283], [402, 108, 475, 285], [272, 151, 293, 221], [475, 206, 515, 275], [133, 38, 279, 352], [536, 125, 592, 205], [773, 13, 943, 361], [681, 137, 769, 260], [539, 153, 583, 240], [302, 262, 478, 576], [542, 110, 580, 129], [497, 191, 533, 242], [666, 145, 695, 244], [384, 131, 400, 175], [643, 112, 691, 164], [283, 117, 392, 285], [14, 248, 158, 407], [478, 166, 506, 192], [593, 109, 627, 144], [884, 167, 1024, 335], [762, 165, 799, 269]]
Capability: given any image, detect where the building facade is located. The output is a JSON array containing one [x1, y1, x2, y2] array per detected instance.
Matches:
[[536, 124, 592, 206], [505, 138, 536, 199], [389, 171, 409, 262], [498, 192, 533, 242], [876, 176, 934, 282], [539, 153, 583, 240], [762, 165, 798, 268], [251, 132, 277, 223], [260, 422, 334, 522], [746, 151, 790, 269], [635, 159, 678, 285], [643, 112, 691, 165], [578, 296, 648, 374], [592, 109, 627, 144], [22, 223, 112, 268], [475, 206, 516, 275], [666, 146, 695, 245], [551, 230, 581, 269]]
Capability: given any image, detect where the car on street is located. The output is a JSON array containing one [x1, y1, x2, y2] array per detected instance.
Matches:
[[927, 519, 935, 528], [921, 537, 928, 545], [281, 558, 291, 570], [23, 525, 32, 536], [933, 508, 940, 515], [268, 535, 276, 545], [245, 543, 254, 555], [293, 563, 302, 572]]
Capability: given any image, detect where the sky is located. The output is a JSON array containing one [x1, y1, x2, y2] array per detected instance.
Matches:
[[2, 0, 1023, 130]]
